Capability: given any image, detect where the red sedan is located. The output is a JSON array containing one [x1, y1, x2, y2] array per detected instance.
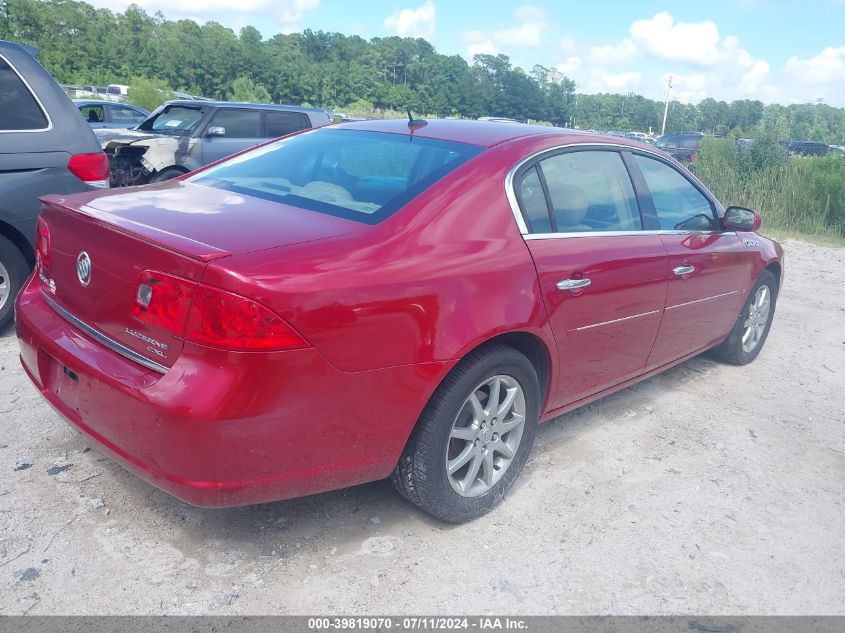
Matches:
[[16, 119, 783, 522]]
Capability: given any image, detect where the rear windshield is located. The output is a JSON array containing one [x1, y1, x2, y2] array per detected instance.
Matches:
[[137, 104, 204, 134], [0, 56, 49, 131], [189, 129, 484, 223]]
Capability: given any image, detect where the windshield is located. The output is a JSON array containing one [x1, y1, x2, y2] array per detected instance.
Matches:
[[188, 129, 484, 224], [137, 105, 205, 134]]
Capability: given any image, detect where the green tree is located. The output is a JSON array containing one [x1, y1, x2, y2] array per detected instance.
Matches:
[[126, 76, 173, 111], [228, 76, 272, 103]]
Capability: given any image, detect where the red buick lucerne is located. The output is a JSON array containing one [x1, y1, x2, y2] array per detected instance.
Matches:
[[16, 119, 783, 522]]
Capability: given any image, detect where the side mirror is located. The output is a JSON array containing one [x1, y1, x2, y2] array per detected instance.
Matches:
[[206, 126, 226, 137], [723, 206, 761, 232]]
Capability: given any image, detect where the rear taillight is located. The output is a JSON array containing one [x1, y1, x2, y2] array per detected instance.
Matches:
[[186, 286, 308, 351], [36, 217, 51, 271], [133, 271, 197, 334], [133, 271, 308, 352], [68, 152, 110, 188]]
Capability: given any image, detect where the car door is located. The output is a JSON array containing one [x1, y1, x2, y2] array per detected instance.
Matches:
[[515, 148, 668, 409], [201, 108, 264, 164], [626, 152, 753, 369], [107, 104, 147, 129], [78, 103, 106, 128]]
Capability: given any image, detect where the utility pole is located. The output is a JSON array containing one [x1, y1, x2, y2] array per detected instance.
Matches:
[[661, 75, 673, 136]]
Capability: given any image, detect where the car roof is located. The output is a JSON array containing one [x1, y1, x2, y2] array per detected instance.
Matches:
[[72, 99, 144, 108], [160, 100, 328, 114], [334, 118, 644, 149], [0, 39, 39, 57]]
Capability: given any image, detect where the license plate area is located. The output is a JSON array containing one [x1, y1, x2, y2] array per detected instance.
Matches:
[[45, 357, 81, 414]]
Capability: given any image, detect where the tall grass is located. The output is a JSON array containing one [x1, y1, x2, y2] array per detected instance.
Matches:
[[692, 138, 845, 239]]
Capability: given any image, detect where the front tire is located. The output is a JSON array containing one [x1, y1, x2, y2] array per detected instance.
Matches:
[[711, 269, 777, 365], [391, 345, 539, 523], [148, 167, 185, 183], [0, 235, 28, 331]]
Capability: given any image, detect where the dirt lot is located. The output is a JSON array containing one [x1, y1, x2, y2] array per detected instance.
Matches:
[[1, 238, 843, 615]]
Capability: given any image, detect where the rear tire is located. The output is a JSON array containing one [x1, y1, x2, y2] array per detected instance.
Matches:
[[148, 167, 185, 183], [0, 235, 28, 331], [711, 270, 777, 365], [391, 344, 539, 523]]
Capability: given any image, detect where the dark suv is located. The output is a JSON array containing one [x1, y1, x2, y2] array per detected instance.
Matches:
[[96, 101, 332, 186], [655, 132, 703, 164], [0, 40, 108, 329]]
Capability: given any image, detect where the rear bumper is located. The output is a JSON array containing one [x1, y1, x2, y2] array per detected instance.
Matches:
[[15, 277, 450, 507]]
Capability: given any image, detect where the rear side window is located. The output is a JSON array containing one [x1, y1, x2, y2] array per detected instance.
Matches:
[[632, 154, 716, 230], [520, 151, 641, 233], [79, 104, 104, 123], [0, 57, 49, 131], [266, 110, 310, 137], [189, 129, 483, 224], [208, 109, 262, 138]]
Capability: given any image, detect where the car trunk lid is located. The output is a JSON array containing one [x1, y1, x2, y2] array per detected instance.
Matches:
[[38, 182, 359, 370]]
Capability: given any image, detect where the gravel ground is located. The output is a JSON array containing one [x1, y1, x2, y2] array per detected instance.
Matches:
[[1, 238, 843, 616]]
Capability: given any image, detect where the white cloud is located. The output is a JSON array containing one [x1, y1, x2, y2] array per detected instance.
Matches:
[[492, 5, 547, 48], [463, 5, 548, 58], [464, 30, 497, 57], [601, 71, 642, 91], [629, 12, 722, 65], [555, 11, 780, 103], [384, 1, 436, 38], [589, 39, 637, 66], [781, 46, 845, 103], [556, 56, 582, 75]]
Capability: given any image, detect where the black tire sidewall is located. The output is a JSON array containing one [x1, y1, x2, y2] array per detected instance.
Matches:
[[411, 346, 540, 522], [718, 270, 778, 365], [148, 168, 184, 183], [0, 235, 29, 330]]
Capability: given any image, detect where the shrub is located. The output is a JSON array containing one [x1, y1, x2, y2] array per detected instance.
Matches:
[[692, 138, 845, 238]]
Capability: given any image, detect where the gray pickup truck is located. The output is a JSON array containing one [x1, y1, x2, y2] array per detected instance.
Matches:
[[0, 40, 108, 329], [97, 101, 332, 187]]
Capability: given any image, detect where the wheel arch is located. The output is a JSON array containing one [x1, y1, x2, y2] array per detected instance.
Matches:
[[0, 219, 35, 268], [764, 260, 782, 291]]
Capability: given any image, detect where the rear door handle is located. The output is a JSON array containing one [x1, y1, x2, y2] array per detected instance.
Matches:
[[673, 265, 695, 276], [557, 278, 592, 291]]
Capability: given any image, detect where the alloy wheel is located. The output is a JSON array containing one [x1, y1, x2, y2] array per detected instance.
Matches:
[[742, 284, 771, 353], [445, 374, 526, 498], [0, 260, 10, 313]]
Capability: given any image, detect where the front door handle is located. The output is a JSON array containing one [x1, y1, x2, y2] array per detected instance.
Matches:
[[673, 265, 695, 276], [557, 278, 592, 291]]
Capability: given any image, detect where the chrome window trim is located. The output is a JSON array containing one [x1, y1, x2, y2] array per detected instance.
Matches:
[[0, 53, 53, 133], [665, 290, 739, 311], [44, 295, 168, 374], [504, 141, 725, 236], [574, 309, 661, 332], [524, 229, 735, 241]]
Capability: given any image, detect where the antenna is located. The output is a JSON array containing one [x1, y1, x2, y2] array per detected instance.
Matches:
[[406, 108, 427, 129]]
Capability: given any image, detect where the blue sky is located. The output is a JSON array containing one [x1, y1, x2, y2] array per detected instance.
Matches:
[[87, 0, 845, 105]]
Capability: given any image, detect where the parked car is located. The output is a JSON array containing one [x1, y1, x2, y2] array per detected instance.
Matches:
[[655, 132, 703, 163], [96, 100, 332, 186], [778, 139, 830, 157], [0, 39, 108, 330], [74, 99, 148, 129], [16, 120, 783, 522]]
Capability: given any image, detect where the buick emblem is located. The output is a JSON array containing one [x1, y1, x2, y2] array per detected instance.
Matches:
[[76, 251, 92, 287]]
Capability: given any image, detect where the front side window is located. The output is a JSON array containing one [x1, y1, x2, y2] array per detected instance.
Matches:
[[0, 57, 48, 131], [632, 154, 716, 231], [208, 109, 262, 138], [138, 105, 204, 135], [519, 150, 641, 233], [189, 129, 483, 223]]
